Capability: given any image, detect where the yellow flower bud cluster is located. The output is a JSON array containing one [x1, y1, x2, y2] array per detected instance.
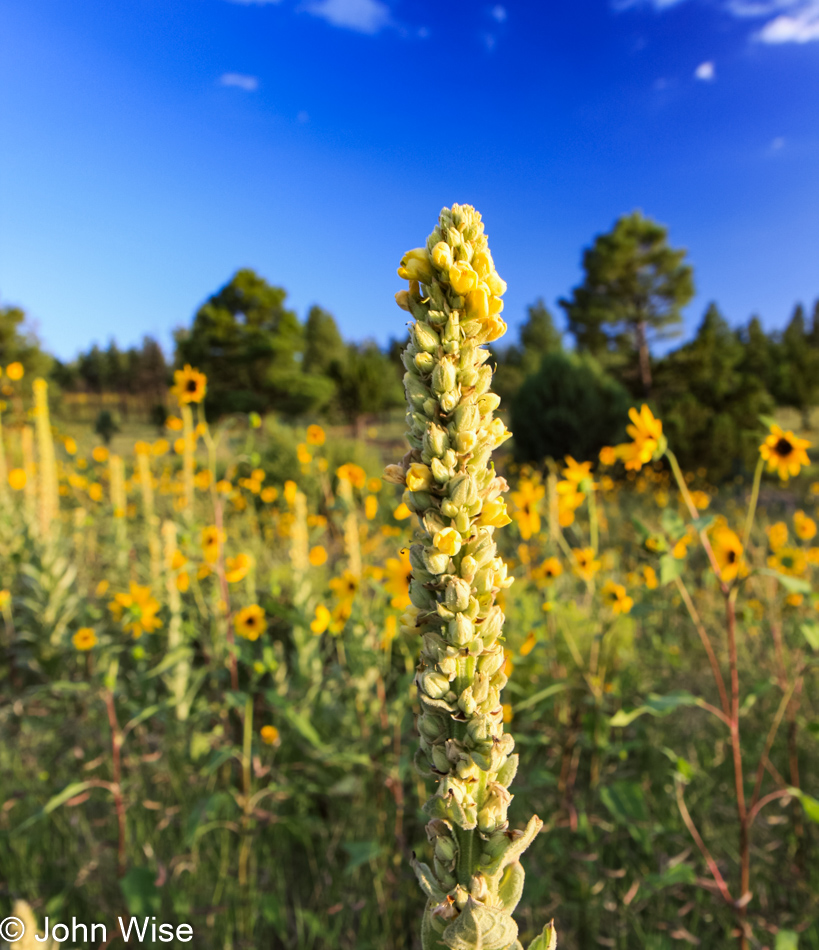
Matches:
[[391, 204, 547, 950]]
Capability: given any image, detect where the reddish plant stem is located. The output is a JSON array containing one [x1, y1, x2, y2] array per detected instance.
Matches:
[[674, 576, 730, 717], [104, 689, 127, 877], [725, 591, 749, 950], [675, 780, 733, 905], [214, 496, 238, 692]]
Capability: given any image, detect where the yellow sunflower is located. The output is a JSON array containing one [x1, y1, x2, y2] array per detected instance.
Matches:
[[572, 547, 601, 582], [108, 583, 162, 638], [710, 525, 746, 583], [601, 581, 633, 615], [385, 548, 413, 609], [225, 552, 253, 584], [759, 424, 811, 481], [72, 627, 97, 651], [768, 547, 807, 578], [614, 404, 663, 472], [172, 365, 207, 405], [234, 604, 266, 641]]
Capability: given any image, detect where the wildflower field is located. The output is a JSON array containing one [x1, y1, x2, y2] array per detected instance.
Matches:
[[2, 208, 819, 950]]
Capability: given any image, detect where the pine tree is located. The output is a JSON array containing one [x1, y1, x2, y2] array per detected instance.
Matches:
[[559, 211, 694, 395]]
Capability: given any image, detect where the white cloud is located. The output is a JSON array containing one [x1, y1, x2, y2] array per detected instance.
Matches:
[[616, 0, 819, 42], [771, 135, 786, 148], [694, 59, 716, 79], [302, 0, 391, 33], [483, 32, 497, 50], [757, 5, 819, 41], [220, 73, 259, 91], [491, 5, 507, 22]]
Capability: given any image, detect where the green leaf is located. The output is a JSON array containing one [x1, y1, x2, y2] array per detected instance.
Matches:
[[660, 509, 685, 538], [610, 691, 701, 728], [120, 867, 161, 917], [527, 922, 557, 950], [659, 555, 682, 586], [691, 514, 714, 533], [12, 780, 105, 835], [513, 682, 567, 713], [800, 622, 819, 652], [776, 931, 799, 950], [600, 781, 647, 825], [123, 704, 161, 735], [758, 569, 812, 595], [789, 787, 819, 824], [630, 516, 651, 541], [441, 898, 518, 950], [343, 840, 383, 873], [644, 862, 696, 891]]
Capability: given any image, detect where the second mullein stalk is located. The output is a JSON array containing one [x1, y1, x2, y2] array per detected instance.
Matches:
[[389, 204, 555, 950]]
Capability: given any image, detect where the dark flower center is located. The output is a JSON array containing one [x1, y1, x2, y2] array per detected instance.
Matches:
[[775, 437, 793, 456], [727, 550, 737, 564]]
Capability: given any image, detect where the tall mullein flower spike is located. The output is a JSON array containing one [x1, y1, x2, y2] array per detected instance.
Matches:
[[390, 204, 555, 950]]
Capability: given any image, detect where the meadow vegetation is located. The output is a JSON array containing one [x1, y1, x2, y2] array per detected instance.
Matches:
[[0, 208, 817, 950]]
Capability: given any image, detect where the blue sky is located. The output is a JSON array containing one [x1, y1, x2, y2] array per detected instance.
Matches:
[[1, 0, 818, 360]]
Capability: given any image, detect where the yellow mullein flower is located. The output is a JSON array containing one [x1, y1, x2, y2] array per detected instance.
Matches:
[[234, 604, 266, 641], [172, 365, 207, 404], [225, 553, 253, 584], [72, 628, 97, 651], [448, 261, 478, 296], [759, 424, 811, 481], [794, 510, 817, 541], [406, 462, 433, 492], [434, 527, 462, 557], [601, 581, 633, 615], [478, 498, 512, 528], [364, 495, 378, 520]]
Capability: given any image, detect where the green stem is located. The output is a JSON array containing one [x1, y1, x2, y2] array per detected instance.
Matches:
[[588, 488, 599, 554], [742, 457, 765, 550]]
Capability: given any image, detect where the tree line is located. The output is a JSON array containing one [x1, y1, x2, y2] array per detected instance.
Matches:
[[1, 210, 816, 478]]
